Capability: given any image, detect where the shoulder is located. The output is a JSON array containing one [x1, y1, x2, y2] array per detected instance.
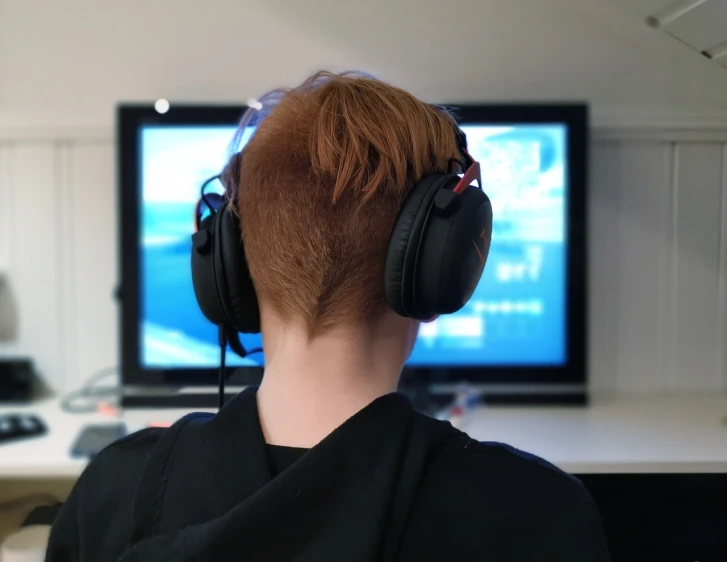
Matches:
[[453, 437, 587, 491], [76, 426, 165, 506], [409, 432, 609, 560], [98, 425, 165, 461], [412, 412, 588, 499], [79, 409, 215, 492], [467, 439, 594, 504], [47, 427, 167, 561], [83, 426, 165, 479], [76, 412, 215, 507], [427, 433, 595, 507]]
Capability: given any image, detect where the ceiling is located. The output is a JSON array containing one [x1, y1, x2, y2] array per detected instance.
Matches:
[[635, 0, 727, 69]]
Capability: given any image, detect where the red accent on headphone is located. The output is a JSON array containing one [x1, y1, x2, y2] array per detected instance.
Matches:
[[453, 158, 481, 195]]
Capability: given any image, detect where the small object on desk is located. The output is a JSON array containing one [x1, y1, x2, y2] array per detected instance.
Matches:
[[70, 423, 127, 459], [147, 421, 173, 428], [0, 525, 51, 562], [436, 384, 480, 428], [0, 413, 47, 445], [0, 358, 39, 403]]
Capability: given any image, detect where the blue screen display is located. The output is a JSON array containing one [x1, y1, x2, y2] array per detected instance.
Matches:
[[140, 123, 567, 368]]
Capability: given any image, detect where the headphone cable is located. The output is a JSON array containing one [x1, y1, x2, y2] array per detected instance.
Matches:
[[217, 325, 231, 410], [217, 325, 264, 410], [218, 331, 227, 410], [200, 175, 222, 212]]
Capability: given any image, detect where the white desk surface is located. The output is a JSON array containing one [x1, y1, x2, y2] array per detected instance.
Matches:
[[1, 394, 726, 479]]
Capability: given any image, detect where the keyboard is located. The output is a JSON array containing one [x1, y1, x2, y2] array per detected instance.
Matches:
[[0, 414, 47, 444]]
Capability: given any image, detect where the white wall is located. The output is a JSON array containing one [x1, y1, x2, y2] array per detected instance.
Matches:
[[0, 139, 116, 393], [2, 0, 727, 133], [590, 132, 727, 394], [1, 0, 727, 394]]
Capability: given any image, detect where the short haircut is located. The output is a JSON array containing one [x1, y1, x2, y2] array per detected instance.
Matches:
[[230, 71, 459, 334]]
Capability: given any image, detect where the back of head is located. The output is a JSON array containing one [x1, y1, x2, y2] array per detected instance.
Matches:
[[231, 72, 459, 334]]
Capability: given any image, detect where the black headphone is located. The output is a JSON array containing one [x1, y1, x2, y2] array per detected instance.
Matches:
[[191, 126, 492, 343]]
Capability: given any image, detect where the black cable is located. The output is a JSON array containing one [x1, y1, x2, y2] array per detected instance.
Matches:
[[200, 175, 222, 212], [224, 347, 263, 383], [218, 336, 227, 410], [227, 331, 263, 364], [218, 326, 264, 407]]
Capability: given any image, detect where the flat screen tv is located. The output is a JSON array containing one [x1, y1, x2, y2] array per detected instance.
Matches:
[[118, 103, 588, 403]]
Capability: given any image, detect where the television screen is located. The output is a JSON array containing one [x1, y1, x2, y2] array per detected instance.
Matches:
[[139, 121, 568, 369]]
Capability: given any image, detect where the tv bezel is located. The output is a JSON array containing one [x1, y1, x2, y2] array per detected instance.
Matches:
[[118, 103, 588, 388]]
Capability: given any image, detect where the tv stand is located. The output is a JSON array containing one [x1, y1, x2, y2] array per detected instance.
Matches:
[[122, 382, 587, 409]]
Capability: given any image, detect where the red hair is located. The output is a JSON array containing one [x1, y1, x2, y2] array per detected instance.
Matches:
[[234, 71, 459, 334]]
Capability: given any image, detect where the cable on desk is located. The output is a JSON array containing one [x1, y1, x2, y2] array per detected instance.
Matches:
[[59, 366, 120, 414]]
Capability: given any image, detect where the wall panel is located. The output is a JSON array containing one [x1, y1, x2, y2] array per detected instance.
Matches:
[[64, 142, 117, 391], [719, 145, 727, 392], [0, 145, 13, 271], [590, 141, 674, 393], [672, 143, 724, 390], [0, 144, 18, 351], [7, 144, 64, 387]]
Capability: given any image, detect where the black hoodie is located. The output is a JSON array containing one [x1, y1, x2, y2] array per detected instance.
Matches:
[[46, 388, 609, 561]]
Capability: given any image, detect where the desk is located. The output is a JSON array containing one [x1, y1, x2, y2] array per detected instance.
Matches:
[[0, 399, 211, 479], [1, 394, 726, 479]]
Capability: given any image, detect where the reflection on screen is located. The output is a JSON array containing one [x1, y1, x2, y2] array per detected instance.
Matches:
[[140, 123, 567, 368]]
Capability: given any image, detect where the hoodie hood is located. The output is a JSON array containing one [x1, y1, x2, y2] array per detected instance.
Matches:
[[119, 387, 455, 562]]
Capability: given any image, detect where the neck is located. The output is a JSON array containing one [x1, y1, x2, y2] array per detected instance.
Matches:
[[256, 313, 416, 448]]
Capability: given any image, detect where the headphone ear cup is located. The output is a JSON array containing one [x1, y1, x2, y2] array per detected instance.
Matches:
[[213, 207, 261, 333], [416, 186, 492, 316], [385, 174, 457, 318], [191, 214, 228, 327]]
